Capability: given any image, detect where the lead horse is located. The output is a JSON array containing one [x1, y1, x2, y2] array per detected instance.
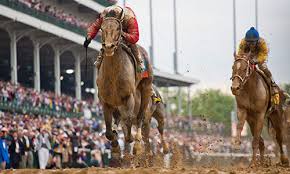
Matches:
[[96, 13, 153, 158], [231, 53, 289, 167]]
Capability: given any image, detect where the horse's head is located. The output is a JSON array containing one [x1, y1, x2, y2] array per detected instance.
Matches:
[[231, 52, 254, 96], [101, 16, 122, 57]]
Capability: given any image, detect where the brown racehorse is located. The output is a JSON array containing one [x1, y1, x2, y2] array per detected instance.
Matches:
[[113, 86, 169, 155], [96, 13, 153, 158], [231, 53, 289, 167]]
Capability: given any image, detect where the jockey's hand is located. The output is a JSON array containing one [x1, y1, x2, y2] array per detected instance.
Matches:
[[249, 58, 258, 65], [83, 37, 91, 48], [121, 32, 127, 39]]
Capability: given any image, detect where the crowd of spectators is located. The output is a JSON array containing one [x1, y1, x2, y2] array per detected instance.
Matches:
[[0, 112, 109, 170], [18, 0, 90, 29], [0, 81, 103, 117]]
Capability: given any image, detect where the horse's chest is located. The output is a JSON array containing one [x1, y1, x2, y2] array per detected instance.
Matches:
[[98, 75, 132, 106]]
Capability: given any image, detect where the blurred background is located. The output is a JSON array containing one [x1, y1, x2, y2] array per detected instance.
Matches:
[[0, 0, 289, 169]]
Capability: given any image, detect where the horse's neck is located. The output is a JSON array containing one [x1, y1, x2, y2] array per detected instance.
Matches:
[[243, 71, 269, 101], [103, 47, 124, 69]]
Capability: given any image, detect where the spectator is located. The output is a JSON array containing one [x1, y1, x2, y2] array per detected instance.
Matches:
[[20, 129, 34, 168], [71, 132, 79, 167], [0, 127, 9, 170], [36, 127, 51, 169], [8, 131, 23, 169]]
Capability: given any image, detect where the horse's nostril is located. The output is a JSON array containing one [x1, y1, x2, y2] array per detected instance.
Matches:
[[231, 86, 240, 91]]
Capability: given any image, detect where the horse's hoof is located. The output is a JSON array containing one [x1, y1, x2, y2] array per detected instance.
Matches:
[[133, 141, 143, 155], [105, 131, 114, 141], [249, 161, 257, 168], [109, 158, 122, 168], [281, 155, 289, 167], [122, 153, 134, 168], [113, 130, 118, 136], [126, 135, 134, 144]]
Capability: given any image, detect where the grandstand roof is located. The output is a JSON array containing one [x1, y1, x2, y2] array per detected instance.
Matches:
[[154, 69, 199, 87], [0, 1, 199, 88], [73, 0, 116, 13]]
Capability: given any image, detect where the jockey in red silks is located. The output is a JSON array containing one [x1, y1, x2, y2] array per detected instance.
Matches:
[[83, 5, 145, 72]]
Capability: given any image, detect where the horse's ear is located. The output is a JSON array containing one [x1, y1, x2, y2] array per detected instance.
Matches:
[[119, 8, 124, 20], [233, 51, 237, 60]]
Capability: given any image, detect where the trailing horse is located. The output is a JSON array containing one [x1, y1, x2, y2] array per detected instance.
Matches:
[[231, 52, 289, 167]]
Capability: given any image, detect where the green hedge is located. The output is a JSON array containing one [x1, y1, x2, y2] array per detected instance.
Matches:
[[0, 100, 83, 118]]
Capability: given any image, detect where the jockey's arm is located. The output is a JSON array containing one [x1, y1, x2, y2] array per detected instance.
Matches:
[[257, 40, 268, 64], [87, 17, 103, 40], [122, 18, 139, 44]]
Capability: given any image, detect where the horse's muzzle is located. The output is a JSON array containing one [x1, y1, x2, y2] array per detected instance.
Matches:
[[231, 85, 241, 96], [103, 43, 117, 57]]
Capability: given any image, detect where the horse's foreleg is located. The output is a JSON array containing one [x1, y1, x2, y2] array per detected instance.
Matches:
[[121, 118, 133, 154], [248, 119, 265, 165], [119, 94, 135, 154], [259, 137, 265, 164], [250, 113, 265, 167], [142, 115, 151, 154], [234, 108, 247, 148], [103, 103, 116, 141]]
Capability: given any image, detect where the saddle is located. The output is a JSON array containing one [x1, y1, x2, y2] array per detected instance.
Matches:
[[120, 43, 150, 79]]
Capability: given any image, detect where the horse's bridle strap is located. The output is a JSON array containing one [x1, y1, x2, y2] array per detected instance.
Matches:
[[231, 56, 252, 85], [102, 17, 123, 45]]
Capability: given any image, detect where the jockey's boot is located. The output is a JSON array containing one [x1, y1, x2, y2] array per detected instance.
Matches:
[[270, 77, 280, 105], [94, 49, 104, 69], [259, 63, 280, 105], [130, 44, 145, 73]]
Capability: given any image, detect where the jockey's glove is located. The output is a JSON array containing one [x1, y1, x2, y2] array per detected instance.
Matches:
[[83, 37, 91, 48]]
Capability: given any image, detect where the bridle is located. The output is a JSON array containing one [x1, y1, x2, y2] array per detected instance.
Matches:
[[101, 7, 124, 50], [231, 56, 254, 87]]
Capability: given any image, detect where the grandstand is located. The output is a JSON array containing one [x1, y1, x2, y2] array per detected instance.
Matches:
[[0, 0, 198, 116]]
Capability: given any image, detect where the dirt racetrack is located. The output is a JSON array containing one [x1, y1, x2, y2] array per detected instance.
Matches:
[[2, 166, 290, 174]]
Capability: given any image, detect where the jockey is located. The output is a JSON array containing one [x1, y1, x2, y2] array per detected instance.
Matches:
[[83, 5, 145, 72], [238, 27, 279, 105]]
